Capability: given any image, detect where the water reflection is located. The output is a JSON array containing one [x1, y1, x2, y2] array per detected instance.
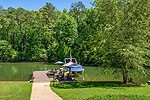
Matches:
[[0, 63, 150, 83], [0, 63, 60, 81]]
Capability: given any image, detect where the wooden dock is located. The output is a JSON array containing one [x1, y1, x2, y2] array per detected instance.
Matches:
[[33, 71, 53, 82]]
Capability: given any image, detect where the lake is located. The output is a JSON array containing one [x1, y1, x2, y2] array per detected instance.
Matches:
[[0, 63, 150, 83]]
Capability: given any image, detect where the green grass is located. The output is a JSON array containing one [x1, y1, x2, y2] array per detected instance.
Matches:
[[0, 82, 32, 100], [51, 82, 150, 100]]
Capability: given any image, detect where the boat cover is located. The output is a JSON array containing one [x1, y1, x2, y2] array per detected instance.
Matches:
[[68, 64, 83, 72], [63, 58, 83, 72], [63, 62, 74, 67]]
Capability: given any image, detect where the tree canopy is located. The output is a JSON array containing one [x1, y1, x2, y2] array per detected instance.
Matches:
[[89, 0, 150, 84]]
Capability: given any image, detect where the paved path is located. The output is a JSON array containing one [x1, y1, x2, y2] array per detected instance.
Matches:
[[30, 71, 62, 100]]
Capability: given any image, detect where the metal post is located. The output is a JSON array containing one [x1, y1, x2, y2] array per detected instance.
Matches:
[[53, 74, 54, 86]]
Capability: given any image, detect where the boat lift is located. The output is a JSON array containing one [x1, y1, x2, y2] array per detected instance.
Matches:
[[47, 58, 84, 82]]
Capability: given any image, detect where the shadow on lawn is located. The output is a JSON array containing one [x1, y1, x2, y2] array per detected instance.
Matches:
[[53, 81, 139, 89]]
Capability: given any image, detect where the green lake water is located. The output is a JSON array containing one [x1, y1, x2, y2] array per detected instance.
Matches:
[[0, 63, 60, 81], [0, 63, 150, 83]]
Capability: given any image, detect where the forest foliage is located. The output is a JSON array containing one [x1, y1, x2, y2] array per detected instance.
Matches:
[[0, 1, 90, 63], [0, 0, 150, 84], [0, 0, 150, 66]]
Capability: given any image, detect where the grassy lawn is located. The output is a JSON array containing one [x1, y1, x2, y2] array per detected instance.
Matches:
[[0, 82, 32, 100], [51, 82, 150, 100]]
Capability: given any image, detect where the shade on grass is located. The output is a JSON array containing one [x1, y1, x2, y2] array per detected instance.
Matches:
[[51, 82, 150, 100], [0, 82, 32, 100]]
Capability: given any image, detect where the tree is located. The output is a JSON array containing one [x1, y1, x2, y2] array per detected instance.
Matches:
[[0, 40, 17, 61], [39, 3, 60, 61], [53, 13, 78, 61], [70, 1, 86, 33], [91, 0, 150, 84], [39, 2, 58, 25]]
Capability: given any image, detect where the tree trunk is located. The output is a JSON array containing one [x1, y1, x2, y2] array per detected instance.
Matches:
[[125, 68, 128, 84], [122, 67, 128, 84], [120, 58, 128, 84]]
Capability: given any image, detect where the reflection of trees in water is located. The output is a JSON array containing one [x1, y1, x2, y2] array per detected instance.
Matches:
[[0, 64, 2, 68], [12, 66, 18, 74], [83, 67, 122, 81], [129, 69, 150, 83], [82, 67, 150, 83], [1, 63, 150, 82]]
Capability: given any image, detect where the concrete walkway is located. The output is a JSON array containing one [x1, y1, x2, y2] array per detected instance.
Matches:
[[30, 71, 62, 100]]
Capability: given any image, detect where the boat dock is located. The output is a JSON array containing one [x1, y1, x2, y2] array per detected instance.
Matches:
[[30, 71, 62, 100], [33, 71, 53, 82]]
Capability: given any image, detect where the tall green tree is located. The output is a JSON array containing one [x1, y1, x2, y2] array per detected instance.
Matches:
[[91, 0, 150, 84], [70, 1, 86, 33], [53, 13, 78, 61]]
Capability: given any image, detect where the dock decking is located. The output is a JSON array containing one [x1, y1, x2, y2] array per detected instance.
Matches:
[[30, 71, 62, 100], [33, 71, 53, 82]]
